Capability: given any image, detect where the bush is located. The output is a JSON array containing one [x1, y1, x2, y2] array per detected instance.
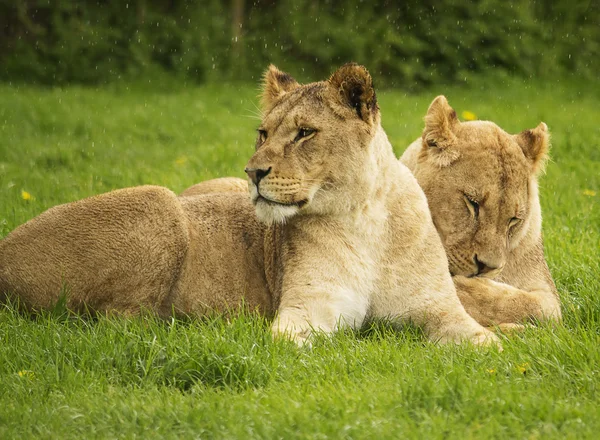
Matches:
[[0, 0, 597, 86]]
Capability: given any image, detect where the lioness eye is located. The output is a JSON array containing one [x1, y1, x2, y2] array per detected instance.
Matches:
[[257, 129, 267, 145], [463, 195, 479, 219], [294, 127, 316, 142]]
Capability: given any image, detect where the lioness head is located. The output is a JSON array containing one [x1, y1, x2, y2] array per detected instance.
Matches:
[[245, 63, 379, 225], [413, 96, 550, 278]]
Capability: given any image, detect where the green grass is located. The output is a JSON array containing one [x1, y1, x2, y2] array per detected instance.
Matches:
[[0, 76, 599, 439]]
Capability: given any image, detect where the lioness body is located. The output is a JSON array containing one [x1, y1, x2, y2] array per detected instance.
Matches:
[[0, 65, 495, 346]]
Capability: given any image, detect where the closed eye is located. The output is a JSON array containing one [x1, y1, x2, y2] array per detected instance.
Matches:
[[463, 195, 479, 219], [294, 127, 317, 143]]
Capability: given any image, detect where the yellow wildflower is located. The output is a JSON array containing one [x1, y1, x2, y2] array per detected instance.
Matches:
[[21, 190, 32, 201], [462, 110, 477, 121], [487, 368, 496, 374], [18, 370, 35, 379], [583, 189, 596, 197], [175, 156, 188, 166], [517, 362, 530, 375]]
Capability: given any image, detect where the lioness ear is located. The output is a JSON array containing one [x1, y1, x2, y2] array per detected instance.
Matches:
[[515, 122, 550, 174], [421, 96, 460, 167], [328, 63, 378, 125], [261, 64, 300, 110]]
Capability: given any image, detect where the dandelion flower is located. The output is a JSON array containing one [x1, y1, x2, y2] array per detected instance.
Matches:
[[21, 190, 32, 201], [517, 362, 530, 375], [583, 189, 596, 197], [487, 368, 496, 374], [18, 370, 35, 379], [462, 110, 477, 121]]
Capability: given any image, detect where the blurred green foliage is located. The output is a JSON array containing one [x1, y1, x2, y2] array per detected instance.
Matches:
[[0, 0, 597, 87]]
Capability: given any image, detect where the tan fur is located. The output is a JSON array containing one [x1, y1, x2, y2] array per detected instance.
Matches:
[[181, 177, 248, 197], [0, 187, 271, 317], [192, 64, 497, 346], [0, 66, 498, 347], [400, 96, 561, 326]]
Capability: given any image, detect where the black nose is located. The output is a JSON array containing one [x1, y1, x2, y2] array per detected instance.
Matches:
[[245, 167, 271, 186], [474, 255, 497, 276]]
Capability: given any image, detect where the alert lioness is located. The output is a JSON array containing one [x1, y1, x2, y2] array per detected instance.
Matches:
[[0, 64, 496, 346], [401, 96, 561, 326]]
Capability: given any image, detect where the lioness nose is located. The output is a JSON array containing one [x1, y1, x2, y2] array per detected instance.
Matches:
[[474, 255, 498, 276], [245, 167, 271, 186]]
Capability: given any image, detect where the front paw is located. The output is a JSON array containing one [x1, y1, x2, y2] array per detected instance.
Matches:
[[436, 327, 502, 350], [536, 292, 562, 322], [271, 315, 313, 346], [469, 329, 502, 349]]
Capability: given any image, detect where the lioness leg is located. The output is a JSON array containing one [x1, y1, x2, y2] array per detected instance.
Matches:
[[453, 275, 561, 327], [0, 186, 189, 314], [273, 285, 368, 345], [371, 283, 499, 347], [409, 292, 499, 346]]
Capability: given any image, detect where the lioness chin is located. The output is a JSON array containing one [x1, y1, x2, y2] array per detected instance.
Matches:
[[0, 64, 496, 347]]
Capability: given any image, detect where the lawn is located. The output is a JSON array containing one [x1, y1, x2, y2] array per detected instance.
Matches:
[[0, 76, 598, 439]]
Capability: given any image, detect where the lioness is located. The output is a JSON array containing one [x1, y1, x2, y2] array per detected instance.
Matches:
[[0, 64, 496, 346], [401, 96, 561, 326], [186, 97, 561, 328]]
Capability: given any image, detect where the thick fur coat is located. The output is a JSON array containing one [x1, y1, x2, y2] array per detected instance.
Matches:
[[0, 65, 496, 346]]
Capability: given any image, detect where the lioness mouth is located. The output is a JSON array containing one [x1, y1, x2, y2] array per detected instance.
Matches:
[[257, 195, 307, 208]]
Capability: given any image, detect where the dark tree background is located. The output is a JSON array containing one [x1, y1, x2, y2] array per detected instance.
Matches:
[[0, 0, 597, 87]]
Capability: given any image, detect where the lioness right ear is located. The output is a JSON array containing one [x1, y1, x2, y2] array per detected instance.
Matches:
[[261, 64, 300, 110], [328, 63, 379, 125], [422, 96, 460, 166], [515, 122, 550, 175]]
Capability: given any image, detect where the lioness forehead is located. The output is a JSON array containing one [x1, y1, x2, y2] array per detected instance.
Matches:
[[457, 122, 528, 165], [263, 83, 328, 125]]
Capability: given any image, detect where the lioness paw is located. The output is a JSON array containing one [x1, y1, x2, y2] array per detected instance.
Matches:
[[468, 330, 502, 350], [271, 317, 313, 346], [436, 328, 502, 350], [537, 293, 562, 322]]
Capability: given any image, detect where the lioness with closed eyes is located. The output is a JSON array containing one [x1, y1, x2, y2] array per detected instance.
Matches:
[[0, 64, 496, 346], [400, 96, 560, 327]]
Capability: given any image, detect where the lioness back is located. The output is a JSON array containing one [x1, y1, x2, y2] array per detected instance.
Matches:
[[0, 186, 189, 313], [181, 177, 248, 197], [0, 187, 272, 317]]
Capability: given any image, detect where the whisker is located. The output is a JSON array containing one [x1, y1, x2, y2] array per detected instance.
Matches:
[[241, 113, 262, 121], [250, 102, 264, 118]]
